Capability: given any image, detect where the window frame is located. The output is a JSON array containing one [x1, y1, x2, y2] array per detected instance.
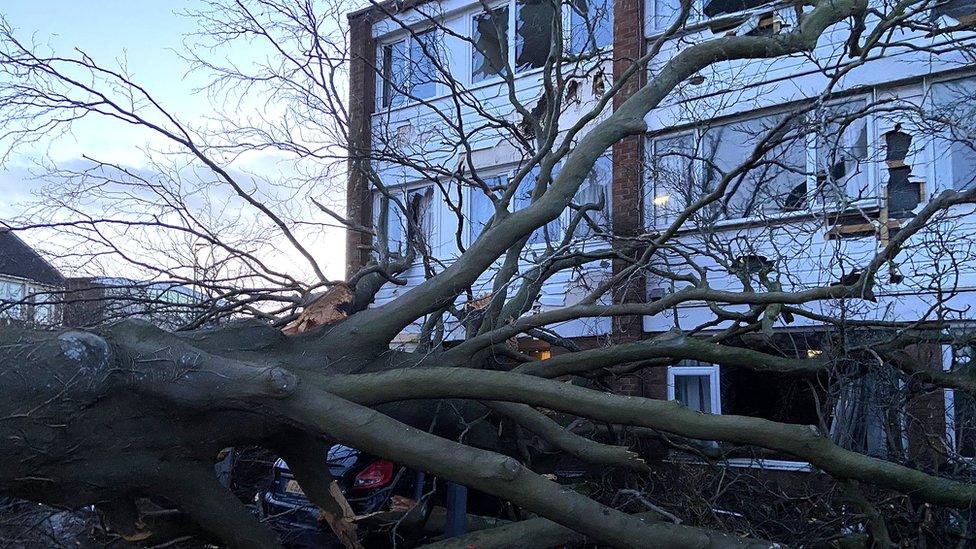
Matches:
[[927, 73, 976, 193], [666, 362, 722, 414], [378, 29, 442, 110], [468, 0, 613, 86], [373, 182, 438, 259], [645, 98, 876, 230], [646, 0, 793, 34], [467, 155, 612, 248], [943, 343, 976, 460]]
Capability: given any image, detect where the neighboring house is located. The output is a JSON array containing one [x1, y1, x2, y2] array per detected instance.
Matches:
[[63, 277, 210, 330], [345, 0, 976, 468], [0, 229, 64, 326]]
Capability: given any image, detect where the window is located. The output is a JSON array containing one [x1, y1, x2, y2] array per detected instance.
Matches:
[[472, 6, 510, 83], [377, 186, 434, 256], [0, 279, 25, 320], [945, 344, 976, 459], [667, 362, 722, 414], [469, 175, 506, 241], [568, 0, 613, 54], [811, 101, 869, 202], [646, 101, 869, 225], [932, 77, 976, 191], [514, 166, 565, 245], [702, 113, 807, 218], [572, 153, 611, 238], [829, 364, 905, 460], [381, 31, 440, 108], [381, 40, 408, 108], [703, 0, 771, 18], [515, 0, 557, 71]]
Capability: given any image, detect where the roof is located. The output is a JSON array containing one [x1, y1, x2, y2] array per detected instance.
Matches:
[[0, 230, 65, 287]]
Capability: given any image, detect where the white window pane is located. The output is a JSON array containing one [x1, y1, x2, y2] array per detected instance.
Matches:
[[651, 0, 682, 30], [814, 102, 869, 201], [472, 7, 509, 83], [568, 0, 612, 53], [411, 31, 438, 99], [469, 177, 504, 240], [515, 166, 564, 245], [649, 133, 697, 221], [933, 77, 976, 190], [703, 114, 806, 218]]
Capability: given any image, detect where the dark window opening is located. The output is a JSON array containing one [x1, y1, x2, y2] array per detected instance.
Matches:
[[885, 126, 923, 216], [516, 0, 556, 72], [381, 41, 407, 108], [703, 0, 771, 18], [472, 7, 510, 83]]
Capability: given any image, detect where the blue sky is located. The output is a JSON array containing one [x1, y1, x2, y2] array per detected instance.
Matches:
[[0, 2, 347, 281]]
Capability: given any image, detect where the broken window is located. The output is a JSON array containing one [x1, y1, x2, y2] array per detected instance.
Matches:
[[472, 7, 510, 83], [515, 0, 556, 72], [568, 0, 613, 54], [932, 77, 976, 190], [702, 0, 772, 18], [884, 125, 922, 215]]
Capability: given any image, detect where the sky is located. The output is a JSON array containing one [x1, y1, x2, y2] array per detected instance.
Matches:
[[0, 1, 347, 282]]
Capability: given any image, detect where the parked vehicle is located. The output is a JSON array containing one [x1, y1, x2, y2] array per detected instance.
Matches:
[[258, 444, 427, 547]]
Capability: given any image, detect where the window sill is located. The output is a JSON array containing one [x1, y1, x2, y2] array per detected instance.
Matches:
[[668, 454, 813, 472]]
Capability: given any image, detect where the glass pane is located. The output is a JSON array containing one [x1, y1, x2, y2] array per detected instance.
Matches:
[[515, 166, 563, 245], [472, 7, 509, 83], [411, 30, 438, 99], [649, 133, 697, 220], [675, 374, 713, 413], [568, 0, 612, 54], [652, 0, 682, 30], [382, 41, 408, 108], [573, 154, 610, 238], [469, 176, 504, 240], [932, 77, 976, 190], [516, 0, 555, 72], [814, 102, 869, 201], [703, 114, 806, 218]]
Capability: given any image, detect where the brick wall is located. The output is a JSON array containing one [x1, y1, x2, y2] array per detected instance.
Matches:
[[345, 12, 377, 279], [610, 0, 661, 396]]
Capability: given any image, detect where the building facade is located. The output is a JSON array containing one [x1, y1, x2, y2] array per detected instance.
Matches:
[[0, 230, 64, 326], [345, 0, 976, 468]]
